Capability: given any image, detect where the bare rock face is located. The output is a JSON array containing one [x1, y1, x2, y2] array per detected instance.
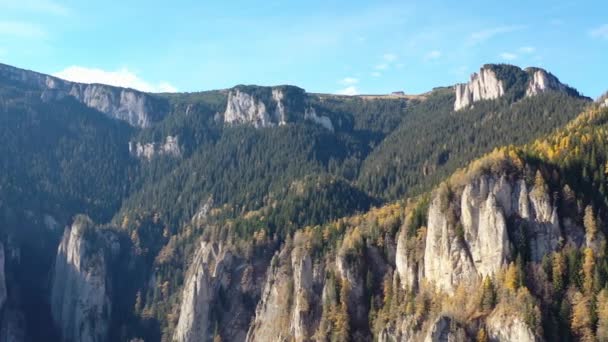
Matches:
[[460, 175, 512, 278], [599, 92, 608, 108], [487, 307, 536, 342], [525, 69, 567, 97], [0, 243, 6, 313], [422, 173, 562, 293], [454, 67, 505, 111], [224, 89, 275, 128], [173, 241, 233, 342], [424, 316, 468, 342], [395, 227, 422, 290], [129, 135, 182, 160], [424, 193, 477, 294], [223, 86, 333, 130], [304, 107, 334, 132], [0, 63, 166, 127], [50, 216, 111, 342], [246, 243, 322, 342]]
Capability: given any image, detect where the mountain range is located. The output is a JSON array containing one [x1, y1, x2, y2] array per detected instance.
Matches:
[[0, 61, 605, 342]]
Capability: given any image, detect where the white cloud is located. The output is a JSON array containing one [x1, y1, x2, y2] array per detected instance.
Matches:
[[469, 25, 525, 45], [499, 52, 518, 61], [0, 0, 70, 16], [339, 77, 359, 85], [374, 63, 388, 70], [590, 24, 608, 39], [53, 66, 178, 93], [383, 53, 398, 62], [370, 71, 382, 77], [0, 21, 47, 39], [519, 46, 536, 53], [424, 50, 442, 61], [337, 86, 359, 96]]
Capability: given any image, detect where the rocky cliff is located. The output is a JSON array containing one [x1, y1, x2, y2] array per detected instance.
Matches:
[[599, 92, 608, 108], [454, 66, 505, 111], [173, 241, 234, 342], [454, 65, 580, 111], [129, 135, 182, 159], [525, 68, 568, 97], [416, 172, 562, 294], [223, 86, 333, 130], [246, 242, 324, 342], [0, 63, 167, 127], [50, 216, 112, 342]]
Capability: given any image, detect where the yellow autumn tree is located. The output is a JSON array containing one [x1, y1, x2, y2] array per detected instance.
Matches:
[[584, 205, 598, 241], [582, 248, 596, 295], [504, 263, 519, 291], [476, 327, 489, 342], [571, 291, 594, 342], [597, 290, 608, 342]]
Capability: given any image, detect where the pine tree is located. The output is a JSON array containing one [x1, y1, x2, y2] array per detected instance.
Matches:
[[480, 276, 496, 311], [552, 252, 566, 295]]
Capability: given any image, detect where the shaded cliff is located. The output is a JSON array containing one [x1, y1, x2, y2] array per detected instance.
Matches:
[[50, 216, 113, 342]]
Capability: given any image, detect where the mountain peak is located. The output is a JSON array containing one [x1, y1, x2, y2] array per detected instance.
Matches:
[[0, 62, 167, 127], [454, 64, 582, 111]]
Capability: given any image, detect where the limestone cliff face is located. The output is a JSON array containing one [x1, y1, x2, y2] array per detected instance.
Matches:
[[173, 241, 233, 342], [129, 135, 182, 160], [50, 216, 111, 342], [0, 243, 6, 313], [395, 228, 421, 290], [223, 87, 333, 130], [420, 173, 561, 294], [0, 63, 166, 127], [246, 244, 323, 342], [224, 89, 276, 128], [454, 67, 505, 111], [453, 65, 580, 112], [525, 68, 568, 97], [599, 92, 608, 108], [378, 315, 468, 342], [487, 307, 536, 342]]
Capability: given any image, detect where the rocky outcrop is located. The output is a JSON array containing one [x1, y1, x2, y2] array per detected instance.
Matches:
[[223, 86, 333, 130], [487, 307, 536, 342], [422, 173, 562, 293], [246, 243, 323, 342], [224, 89, 276, 128], [454, 67, 505, 111], [525, 68, 568, 97], [304, 107, 334, 132], [395, 228, 422, 290], [0, 243, 6, 313], [129, 135, 181, 160], [599, 92, 608, 108], [0, 63, 167, 127], [378, 315, 467, 342], [424, 316, 468, 342], [173, 241, 233, 342], [50, 216, 111, 342]]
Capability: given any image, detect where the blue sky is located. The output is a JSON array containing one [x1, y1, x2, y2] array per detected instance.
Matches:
[[1, 0, 607, 97]]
